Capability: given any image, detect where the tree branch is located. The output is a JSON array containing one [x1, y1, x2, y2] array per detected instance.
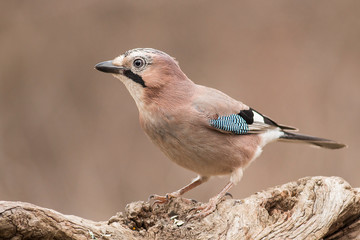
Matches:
[[1, 176, 359, 239]]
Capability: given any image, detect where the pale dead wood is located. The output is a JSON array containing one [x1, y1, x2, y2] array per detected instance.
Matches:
[[0, 176, 359, 240]]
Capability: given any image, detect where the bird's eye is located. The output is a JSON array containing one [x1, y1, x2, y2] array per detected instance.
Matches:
[[133, 58, 145, 68]]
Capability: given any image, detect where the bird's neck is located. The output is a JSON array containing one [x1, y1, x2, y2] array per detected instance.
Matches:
[[141, 78, 195, 109]]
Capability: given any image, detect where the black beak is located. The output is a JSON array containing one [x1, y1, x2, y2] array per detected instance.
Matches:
[[95, 61, 124, 74]]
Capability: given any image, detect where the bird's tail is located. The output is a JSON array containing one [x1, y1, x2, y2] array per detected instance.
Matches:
[[279, 131, 346, 149]]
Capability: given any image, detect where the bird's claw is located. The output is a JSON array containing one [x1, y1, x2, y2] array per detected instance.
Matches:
[[186, 193, 230, 220], [186, 201, 217, 221], [148, 194, 169, 206], [148, 192, 197, 207], [224, 192, 233, 199], [148, 194, 163, 202], [148, 192, 180, 206]]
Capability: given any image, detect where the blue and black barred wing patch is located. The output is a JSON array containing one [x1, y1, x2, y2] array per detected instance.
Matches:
[[209, 108, 295, 135], [209, 114, 250, 135]]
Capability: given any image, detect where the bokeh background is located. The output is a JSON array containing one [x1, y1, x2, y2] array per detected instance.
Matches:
[[1, 1, 359, 221]]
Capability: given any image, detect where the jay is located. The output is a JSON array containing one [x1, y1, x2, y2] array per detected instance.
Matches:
[[95, 48, 345, 218]]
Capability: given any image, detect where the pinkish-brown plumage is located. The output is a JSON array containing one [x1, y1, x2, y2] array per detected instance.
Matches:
[[95, 48, 346, 218]]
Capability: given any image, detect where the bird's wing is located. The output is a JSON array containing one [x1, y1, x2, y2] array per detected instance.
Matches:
[[209, 108, 297, 134], [193, 85, 297, 135]]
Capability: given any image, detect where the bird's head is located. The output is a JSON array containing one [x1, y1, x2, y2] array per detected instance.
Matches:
[[95, 48, 191, 109]]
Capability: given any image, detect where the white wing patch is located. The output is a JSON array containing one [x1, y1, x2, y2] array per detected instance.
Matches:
[[246, 109, 279, 133], [253, 111, 265, 123]]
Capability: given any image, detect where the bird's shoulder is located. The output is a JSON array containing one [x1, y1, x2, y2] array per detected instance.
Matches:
[[192, 85, 249, 117]]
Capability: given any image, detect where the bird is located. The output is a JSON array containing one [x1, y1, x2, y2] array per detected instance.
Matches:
[[95, 48, 346, 218]]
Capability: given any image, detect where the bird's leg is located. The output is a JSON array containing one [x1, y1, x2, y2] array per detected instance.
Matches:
[[149, 175, 209, 204], [189, 168, 243, 219], [190, 181, 234, 219]]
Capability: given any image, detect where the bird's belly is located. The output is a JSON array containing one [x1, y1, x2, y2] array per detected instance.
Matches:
[[145, 124, 260, 177]]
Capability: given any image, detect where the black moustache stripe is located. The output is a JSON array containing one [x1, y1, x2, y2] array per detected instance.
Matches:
[[123, 70, 146, 88]]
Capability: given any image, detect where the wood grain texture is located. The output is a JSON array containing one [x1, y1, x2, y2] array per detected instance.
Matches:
[[1, 176, 359, 240]]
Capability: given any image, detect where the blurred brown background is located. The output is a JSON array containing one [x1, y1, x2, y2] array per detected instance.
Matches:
[[1, 1, 359, 221]]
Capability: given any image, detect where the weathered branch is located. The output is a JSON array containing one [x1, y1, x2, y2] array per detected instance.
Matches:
[[1, 176, 359, 239]]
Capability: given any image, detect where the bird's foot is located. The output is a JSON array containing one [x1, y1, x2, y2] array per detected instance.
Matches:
[[148, 192, 179, 205], [148, 192, 196, 206], [187, 197, 218, 220], [187, 192, 232, 220]]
